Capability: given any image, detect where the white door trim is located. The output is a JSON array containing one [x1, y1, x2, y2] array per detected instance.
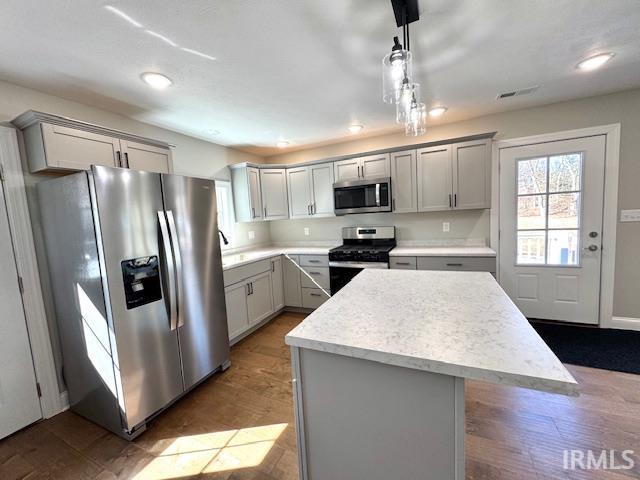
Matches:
[[491, 124, 620, 328], [0, 126, 65, 417]]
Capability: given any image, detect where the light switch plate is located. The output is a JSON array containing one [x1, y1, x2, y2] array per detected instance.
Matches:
[[442, 222, 450, 232], [620, 209, 640, 222], [304, 227, 310, 236], [248, 230, 255, 239]]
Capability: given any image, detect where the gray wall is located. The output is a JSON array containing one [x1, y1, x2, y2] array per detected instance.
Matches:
[[0, 79, 269, 392], [267, 89, 640, 319]]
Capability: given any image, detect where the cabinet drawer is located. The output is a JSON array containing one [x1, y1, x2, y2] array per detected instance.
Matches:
[[300, 266, 330, 289], [299, 255, 329, 267], [302, 288, 329, 309], [223, 258, 273, 287], [416, 256, 496, 272], [390, 257, 417, 270]]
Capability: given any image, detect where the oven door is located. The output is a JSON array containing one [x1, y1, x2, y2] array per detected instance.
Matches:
[[333, 177, 391, 215], [329, 261, 389, 294]]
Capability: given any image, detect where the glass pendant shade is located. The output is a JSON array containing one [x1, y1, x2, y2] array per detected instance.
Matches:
[[382, 49, 413, 104], [396, 82, 420, 123], [405, 101, 427, 136]]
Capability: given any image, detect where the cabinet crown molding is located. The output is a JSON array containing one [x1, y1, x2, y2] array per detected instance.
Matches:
[[12, 110, 174, 149]]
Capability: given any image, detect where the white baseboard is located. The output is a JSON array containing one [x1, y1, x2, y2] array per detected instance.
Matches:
[[610, 316, 640, 331]]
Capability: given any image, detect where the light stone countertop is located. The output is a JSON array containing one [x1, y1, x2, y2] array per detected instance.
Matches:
[[222, 245, 334, 270], [285, 269, 578, 396], [390, 246, 496, 257]]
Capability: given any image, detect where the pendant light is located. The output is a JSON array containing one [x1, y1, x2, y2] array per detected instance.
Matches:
[[405, 98, 427, 136], [382, 36, 412, 104], [381, 0, 426, 136]]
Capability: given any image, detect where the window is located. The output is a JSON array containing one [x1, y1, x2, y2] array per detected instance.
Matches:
[[516, 153, 582, 266], [215, 180, 235, 250]]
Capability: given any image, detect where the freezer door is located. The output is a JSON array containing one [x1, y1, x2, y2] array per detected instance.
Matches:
[[91, 166, 184, 431], [161, 174, 230, 389]]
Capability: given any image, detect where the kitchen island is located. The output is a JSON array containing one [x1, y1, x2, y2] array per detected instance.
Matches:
[[285, 269, 577, 480]]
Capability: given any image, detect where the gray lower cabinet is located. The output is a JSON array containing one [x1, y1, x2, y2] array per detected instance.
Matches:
[[416, 256, 496, 273], [300, 267, 330, 290], [271, 256, 285, 311], [246, 271, 274, 325], [224, 282, 250, 340], [390, 257, 417, 270], [284, 255, 303, 307]]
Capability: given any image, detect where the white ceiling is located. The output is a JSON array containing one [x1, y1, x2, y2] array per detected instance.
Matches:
[[1, 0, 639, 156]]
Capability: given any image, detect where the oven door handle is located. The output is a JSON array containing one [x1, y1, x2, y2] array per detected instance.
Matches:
[[329, 261, 389, 269], [375, 183, 380, 206]]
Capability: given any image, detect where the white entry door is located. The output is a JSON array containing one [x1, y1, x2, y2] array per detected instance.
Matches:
[[0, 180, 42, 438], [499, 135, 606, 324]]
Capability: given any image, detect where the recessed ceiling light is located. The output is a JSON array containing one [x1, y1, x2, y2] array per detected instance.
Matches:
[[141, 72, 173, 90], [576, 53, 615, 71], [276, 141, 290, 148], [348, 124, 364, 134], [428, 107, 447, 117]]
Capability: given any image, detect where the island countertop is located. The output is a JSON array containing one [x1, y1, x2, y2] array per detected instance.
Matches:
[[285, 269, 578, 396]]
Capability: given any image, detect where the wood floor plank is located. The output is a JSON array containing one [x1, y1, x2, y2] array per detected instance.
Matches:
[[1, 312, 639, 479]]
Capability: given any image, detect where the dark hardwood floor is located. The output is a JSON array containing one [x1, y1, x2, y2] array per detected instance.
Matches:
[[1, 312, 639, 479]]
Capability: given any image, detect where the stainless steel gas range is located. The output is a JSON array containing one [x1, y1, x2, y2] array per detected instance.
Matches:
[[328, 226, 396, 294]]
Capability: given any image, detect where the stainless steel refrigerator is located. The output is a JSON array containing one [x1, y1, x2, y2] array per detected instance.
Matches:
[[38, 165, 230, 439]]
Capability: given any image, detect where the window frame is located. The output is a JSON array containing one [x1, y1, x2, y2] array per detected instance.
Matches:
[[514, 151, 584, 267], [215, 180, 235, 250]]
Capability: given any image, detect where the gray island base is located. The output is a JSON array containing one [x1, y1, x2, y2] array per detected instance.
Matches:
[[285, 270, 578, 480]]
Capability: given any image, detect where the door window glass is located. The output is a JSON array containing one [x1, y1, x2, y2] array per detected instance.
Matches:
[[516, 153, 582, 265]]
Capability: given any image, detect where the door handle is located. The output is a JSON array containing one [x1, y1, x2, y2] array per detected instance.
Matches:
[[308, 204, 311, 215], [357, 165, 361, 178], [124, 152, 130, 169], [158, 211, 178, 331], [116, 151, 122, 168], [272, 261, 276, 272], [392, 198, 396, 211], [310, 293, 322, 297], [166, 211, 184, 328], [312, 203, 316, 215], [264, 207, 267, 218], [249, 282, 254, 295], [454, 193, 457, 208], [395, 262, 410, 266], [446, 263, 463, 267], [449, 194, 452, 208]]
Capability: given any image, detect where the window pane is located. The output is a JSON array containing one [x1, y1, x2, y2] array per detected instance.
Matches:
[[548, 193, 580, 229], [518, 157, 547, 194], [549, 153, 581, 192], [517, 195, 546, 229], [517, 231, 546, 265], [547, 230, 579, 265]]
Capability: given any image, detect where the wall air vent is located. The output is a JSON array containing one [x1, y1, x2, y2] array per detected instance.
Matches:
[[496, 85, 539, 100]]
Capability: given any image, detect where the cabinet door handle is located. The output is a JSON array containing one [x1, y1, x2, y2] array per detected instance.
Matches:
[[272, 261, 276, 272], [454, 194, 457, 208], [310, 293, 321, 297], [124, 152, 130, 169], [312, 203, 316, 215], [392, 198, 396, 211], [309, 271, 321, 275], [116, 151, 122, 168], [308, 204, 311, 215], [308, 260, 321, 263], [449, 194, 452, 208], [395, 262, 410, 266], [264, 207, 267, 218], [246, 283, 251, 296], [250, 282, 254, 295], [252, 207, 256, 218], [446, 263, 463, 267], [357, 165, 361, 178]]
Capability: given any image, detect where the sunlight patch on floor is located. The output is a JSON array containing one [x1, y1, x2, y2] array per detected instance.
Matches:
[[132, 423, 288, 480]]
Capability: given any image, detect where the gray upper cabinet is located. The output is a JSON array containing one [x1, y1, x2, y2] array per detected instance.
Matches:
[[417, 139, 491, 212], [333, 158, 361, 182], [390, 150, 417, 213], [287, 166, 312, 219], [309, 163, 335, 217], [360, 153, 391, 179], [14, 112, 172, 174], [417, 145, 453, 212], [286, 162, 335, 218], [452, 139, 491, 210], [334, 153, 391, 182], [260, 168, 289, 220], [120, 140, 171, 174], [231, 166, 263, 222]]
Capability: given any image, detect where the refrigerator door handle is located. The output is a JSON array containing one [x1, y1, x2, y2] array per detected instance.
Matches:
[[165, 210, 184, 328], [158, 211, 178, 331]]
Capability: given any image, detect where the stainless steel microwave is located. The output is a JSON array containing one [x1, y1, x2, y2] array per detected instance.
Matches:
[[333, 177, 392, 215]]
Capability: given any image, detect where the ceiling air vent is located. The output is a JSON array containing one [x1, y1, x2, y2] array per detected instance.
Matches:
[[496, 85, 539, 100]]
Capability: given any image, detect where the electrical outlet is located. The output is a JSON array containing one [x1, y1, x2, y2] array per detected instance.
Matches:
[[442, 222, 450, 232], [248, 230, 255, 240], [304, 227, 310, 236]]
